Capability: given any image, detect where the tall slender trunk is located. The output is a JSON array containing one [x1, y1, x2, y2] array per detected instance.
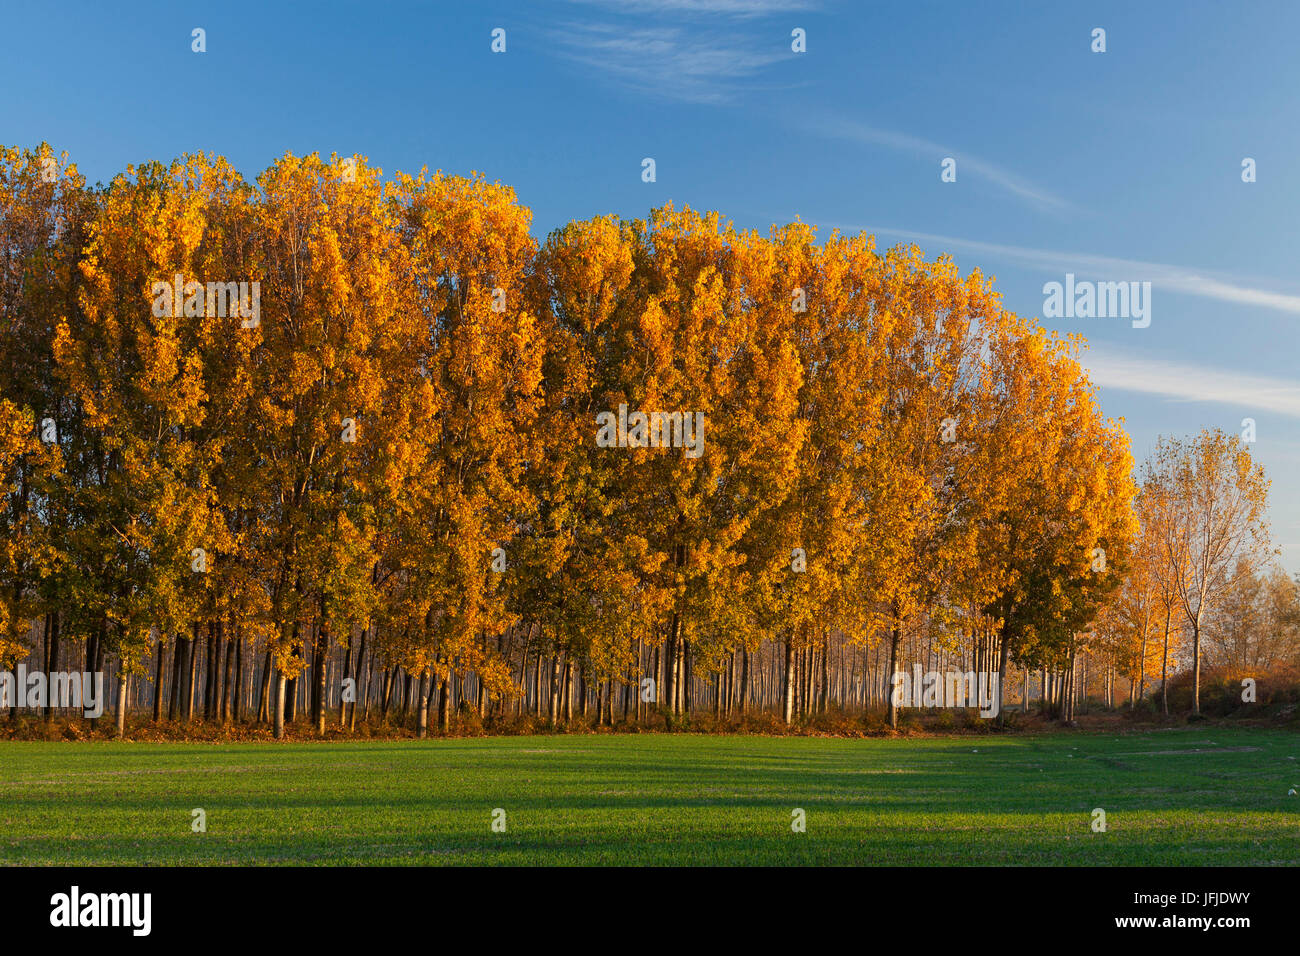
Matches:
[[44, 611, 60, 722], [314, 611, 329, 736], [115, 665, 129, 737], [652, 646, 661, 715], [232, 636, 244, 723], [478, 658, 488, 721], [381, 665, 394, 719], [152, 635, 165, 723], [169, 637, 183, 721], [221, 633, 235, 723], [417, 668, 431, 738], [548, 654, 559, 725], [437, 676, 450, 732], [683, 639, 692, 716], [1136, 613, 1148, 705], [531, 649, 541, 716], [819, 640, 829, 713], [664, 613, 679, 719], [204, 620, 218, 720], [561, 657, 572, 724], [350, 627, 367, 732], [184, 624, 199, 723], [739, 646, 749, 714], [1191, 612, 1202, 715], [340, 628, 354, 729], [274, 669, 287, 738], [995, 629, 1010, 728], [1160, 607, 1171, 716], [257, 650, 273, 723], [782, 637, 795, 725], [623, 663, 632, 722], [885, 610, 902, 729], [286, 622, 301, 726]]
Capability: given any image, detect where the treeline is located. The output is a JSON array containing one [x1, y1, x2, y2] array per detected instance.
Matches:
[[1091, 429, 1290, 715], [0, 142, 1257, 740]]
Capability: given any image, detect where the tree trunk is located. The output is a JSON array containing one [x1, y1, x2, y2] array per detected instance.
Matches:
[[221, 631, 235, 723], [664, 613, 679, 718], [437, 676, 450, 732], [683, 639, 692, 715], [285, 624, 301, 726], [350, 627, 367, 732], [819, 640, 829, 713], [44, 611, 60, 722], [1136, 616, 1147, 705], [115, 666, 129, 737], [185, 625, 199, 723], [204, 620, 217, 720], [1191, 613, 1202, 715], [169, 637, 183, 721], [274, 669, 287, 739], [314, 614, 329, 736], [381, 665, 394, 719], [782, 637, 795, 725], [739, 646, 749, 714], [177, 636, 188, 723], [885, 614, 901, 729], [548, 654, 559, 725], [340, 628, 354, 729], [417, 668, 431, 738], [561, 657, 572, 724], [1160, 607, 1171, 716], [579, 663, 588, 720], [995, 630, 1010, 728], [152, 635, 165, 723], [232, 636, 244, 724], [257, 649, 273, 723]]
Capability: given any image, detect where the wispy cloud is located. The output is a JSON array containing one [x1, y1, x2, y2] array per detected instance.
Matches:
[[802, 116, 1075, 215], [851, 227, 1300, 317], [547, 22, 792, 104], [1084, 346, 1300, 418]]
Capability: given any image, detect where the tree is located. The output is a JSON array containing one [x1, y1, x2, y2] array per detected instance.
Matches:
[[972, 326, 1136, 724], [386, 168, 541, 733], [0, 143, 89, 712], [250, 152, 414, 736], [1146, 429, 1270, 714]]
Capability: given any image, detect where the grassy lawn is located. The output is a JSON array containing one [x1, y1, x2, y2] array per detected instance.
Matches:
[[1, 726, 1297, 865]]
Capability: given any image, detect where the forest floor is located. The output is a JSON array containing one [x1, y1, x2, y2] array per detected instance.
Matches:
[[2, 726, 1297, 865]]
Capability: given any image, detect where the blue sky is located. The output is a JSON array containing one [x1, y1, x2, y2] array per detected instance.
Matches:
[[3, 0, 1297, 569]]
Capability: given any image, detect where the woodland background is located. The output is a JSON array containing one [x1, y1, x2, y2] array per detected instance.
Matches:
[[1, 144, 1295, 740]]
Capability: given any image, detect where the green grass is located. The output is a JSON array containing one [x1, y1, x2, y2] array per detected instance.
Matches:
[[1, 726, 1297, 865]]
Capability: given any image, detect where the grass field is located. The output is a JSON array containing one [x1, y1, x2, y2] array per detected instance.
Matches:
[[2, 726, 1297, 865]]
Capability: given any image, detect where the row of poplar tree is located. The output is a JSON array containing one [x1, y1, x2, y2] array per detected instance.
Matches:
[[0, 143, 1140, 737]]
